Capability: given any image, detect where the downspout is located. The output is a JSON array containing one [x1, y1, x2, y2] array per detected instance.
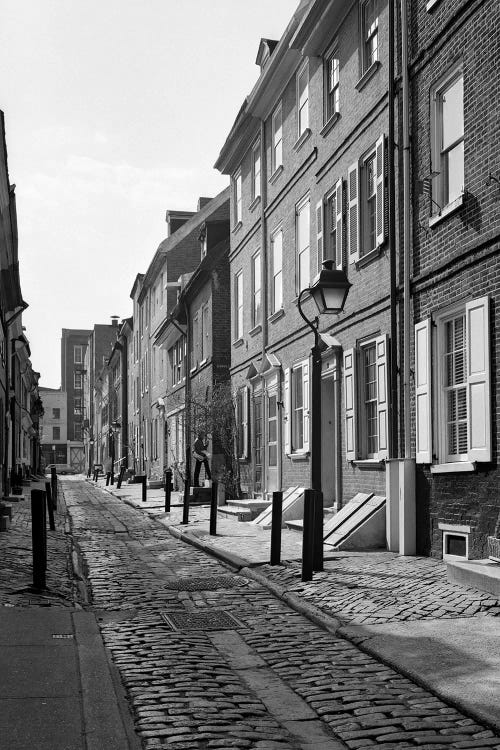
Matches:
[[183, 298, 192, 508], [334, 351, 342, 509], [119, 338, 128, 467], [401, 0, 411, 457], [259, 118, 269, 494], [388, 0, 398, 458]]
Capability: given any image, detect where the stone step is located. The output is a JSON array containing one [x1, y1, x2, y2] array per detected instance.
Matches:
[[447, 558, 500, 597], [217, 505, 253, 522], [285, 507, 336, 532], [226, 498, 270, 512]]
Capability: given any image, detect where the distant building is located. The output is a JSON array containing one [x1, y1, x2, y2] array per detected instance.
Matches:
[[39, 388, 67, 467]]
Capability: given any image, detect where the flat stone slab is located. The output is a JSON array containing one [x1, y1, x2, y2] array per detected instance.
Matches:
[[447, 558, 500, 597], [339, 615, 500, 733]]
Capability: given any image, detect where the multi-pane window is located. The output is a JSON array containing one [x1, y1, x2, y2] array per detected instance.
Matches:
[[171, 337, 186, 386], [52, 408, 60, 419], [444, 315, 467, 460], [290, 365, 309, 452], [268, 393, 278, 467], [347, 135, 385, 262], [74, 372, 83, 389], [251, 252, 261, 327], [74, 397, 82, 415], [296, 197, 310, 293], [235, 271, 243, 340], [431, 70, 464, 213], [52, 426, 60, 440], [252, 141, 261, 201], [234, 170, 242, 225], [325, 192, 337, 262], [74, 423, 83, 441], [362, 343, 378, 457], [74, 345, 83, 364], [271, 229, 283, 313], [363, 151, 377, 254], [201, 304, 210, 360], [325, 51, 340, 122], [362, 0, 379, 72], [235, 387, 249, 459], [297, 62, 309, 137], [271, 103, 283, 173]]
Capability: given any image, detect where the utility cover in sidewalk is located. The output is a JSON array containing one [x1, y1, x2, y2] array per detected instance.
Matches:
[[161, 610, 245, 631], [164, 575, 248, 591]]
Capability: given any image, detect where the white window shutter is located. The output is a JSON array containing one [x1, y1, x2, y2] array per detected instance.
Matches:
[[335, 178, 344, 270], [347, 162, 359, 263], [375, 334, 390, 460], [466, 296, 491, 462], [284, 368, 291, 456], [375, 134, 385, 247], [343, 348, 357, 460], [315, 199, 324, 275], [302, 360, 310, 453], [415, 319, 432, 464], [242, 386, 250, 459]]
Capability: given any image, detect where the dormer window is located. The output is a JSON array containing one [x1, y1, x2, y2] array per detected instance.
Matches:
[[199, 226, 208, 258], [255, 38, 278, 73]]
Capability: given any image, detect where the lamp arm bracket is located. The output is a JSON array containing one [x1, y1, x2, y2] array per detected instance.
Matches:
[[297, 288, 320, 347]]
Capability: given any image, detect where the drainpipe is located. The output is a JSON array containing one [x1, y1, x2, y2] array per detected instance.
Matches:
[[388, 0, 398, 459], [259, 119, 271, 494], [401, 0, 411, 458], [183, 297, 192, 510], [334, 351, 342, 510]]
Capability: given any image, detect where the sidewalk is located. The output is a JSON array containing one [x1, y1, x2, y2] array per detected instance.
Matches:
[[104, 477, 500, 735], [0, 486, 140, 750]]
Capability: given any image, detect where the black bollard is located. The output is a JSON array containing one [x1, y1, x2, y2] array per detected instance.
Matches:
[[50, 466, 57, 510], [105, 472, 111, 487], [164, 469, 172, 512], [209, 481, 218, 536], [31, 489, 47, 589], [116, 466, 126, 489], [302, 489, 315, 582], [141, 475, 147, 503], [313, 489, 324, 572], [45, 481, 55, 531], [270, 491, 283, 565]]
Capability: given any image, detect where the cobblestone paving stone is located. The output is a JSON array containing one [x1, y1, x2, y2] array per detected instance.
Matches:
[[0, 485, 76, 607], [59, 479, 500, 749]]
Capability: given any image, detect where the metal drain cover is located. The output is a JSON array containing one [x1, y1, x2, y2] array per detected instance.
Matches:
[[164, 575, 248, 591], [161, 609, 245, 631]]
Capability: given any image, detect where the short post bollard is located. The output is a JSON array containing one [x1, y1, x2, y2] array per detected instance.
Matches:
[[50, 466, 57, 510], [209, 481, 218, 536], [270, 491, 283, 565], [31, 489, 47, 590], [302, 489, 315, 582], [313, 489, 324, 572], [141, 475, 147, 503], [164, 469, 172, 512], [45, 481, 55, 531], [105, 472, 111, 487], [116, 466, 126, 489]]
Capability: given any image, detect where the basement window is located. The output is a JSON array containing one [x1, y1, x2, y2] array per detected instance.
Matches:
[[440, 525, 470, 560]]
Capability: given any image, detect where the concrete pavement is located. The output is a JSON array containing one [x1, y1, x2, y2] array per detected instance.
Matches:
[[103, 476, 500, 734]]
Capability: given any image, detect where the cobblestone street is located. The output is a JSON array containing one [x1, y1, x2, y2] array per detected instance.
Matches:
[[54, 478, 500, 750]]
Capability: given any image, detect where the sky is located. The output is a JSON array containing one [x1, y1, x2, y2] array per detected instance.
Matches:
[[0, 0, 298, 389]]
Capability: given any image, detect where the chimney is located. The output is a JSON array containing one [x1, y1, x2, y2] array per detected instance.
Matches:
[[111, 316, 119, 327], [165, 209, 195, 236], [197, 197, 212, 211]]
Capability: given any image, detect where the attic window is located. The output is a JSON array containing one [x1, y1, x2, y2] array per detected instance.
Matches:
[[256, 38, 278, 72]]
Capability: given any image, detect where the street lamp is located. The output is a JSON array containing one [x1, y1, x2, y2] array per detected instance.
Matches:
[[297, 260, 351, 569], [110, 420, 121, 484], [88, 438, 95, 478]]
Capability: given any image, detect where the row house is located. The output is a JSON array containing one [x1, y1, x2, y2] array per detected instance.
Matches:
[[409, 0, 500, 559], [103, 317, 132, 476], [61, 327, 91, 472], [215, 0, 393, 513], [39, 387, 67, 467], [215, 0, 500, 561], [130, 190, 230, 483], [154, 203, 231, 490], [0, 110, 40, 502]]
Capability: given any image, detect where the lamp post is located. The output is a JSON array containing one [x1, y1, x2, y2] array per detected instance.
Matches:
[[297, 260, 351, 569], [110, 420, 120, 484], [88, 438, 94, 477]]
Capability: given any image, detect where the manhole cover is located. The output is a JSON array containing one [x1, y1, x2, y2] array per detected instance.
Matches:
[[161, 609, 245, 631], [164, 575, 248, 591]]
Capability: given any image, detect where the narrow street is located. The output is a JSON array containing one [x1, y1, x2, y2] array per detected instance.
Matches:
[[54, 478, 500, 750]]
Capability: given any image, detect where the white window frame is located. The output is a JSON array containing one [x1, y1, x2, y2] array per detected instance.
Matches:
[[361, 0, 379, 73], [284, 360, 310, 455], [296, 195, 311, 295], [271, 102, 283, 175], [251, 251, 261, 328], [234, 270, 243, 341], [74, 371, 83, 390], [74, 345, 83, 364], [236, 386, 249, 460], [324, 46, 340, 123], [430, 66, 464, 217], [270, 228, 283, 314], [233, 169, 242, 226], [251, 140, 261, 202], [201, 303, 210, 362], [296, 61, 309, 138], [74, 397, 82, 415]]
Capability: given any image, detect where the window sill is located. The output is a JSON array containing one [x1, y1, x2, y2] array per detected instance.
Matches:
[[355, 60, 381, 91], [199, 358, 208, 367], [289, 451, 309, 462], [232, 221, 243, 235], [320, 112, 340, 138], [426, 0, 441, 9], [293, 128, 312, 153], [352, 459, 386, 470], [430, 461, 476, 474], [268, 308, 285, 324], [190, 366, 197, 374], [233, 337, 244, 349], [428, 194, 464, 228], [355, 245, 383, 268], [269, 165, 283, 185], [249, 195, 261, 213], [248, 324, 262, 337]]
